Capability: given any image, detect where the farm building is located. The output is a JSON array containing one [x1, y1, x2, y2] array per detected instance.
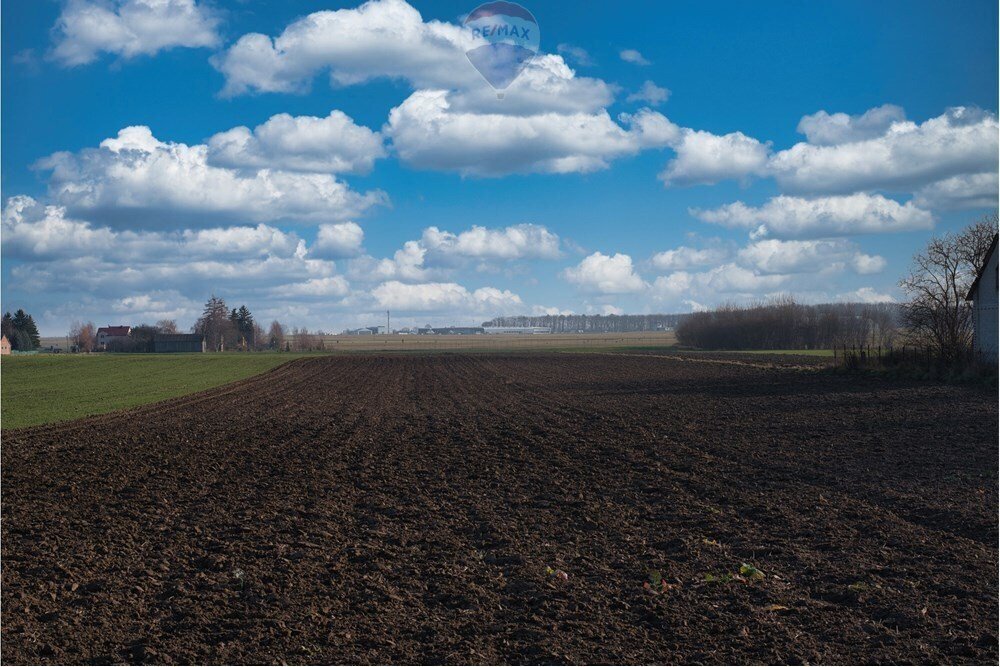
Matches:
[[154, 334, 206, 353], [0, 335, 10, 355], [96, 325, 131, 350], [966, 234, 998, 362], [483, 326, 551, 335], [425, 327, 484, 335]]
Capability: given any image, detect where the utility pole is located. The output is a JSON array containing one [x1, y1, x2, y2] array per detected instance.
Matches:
[[386, 310, 390, 335]]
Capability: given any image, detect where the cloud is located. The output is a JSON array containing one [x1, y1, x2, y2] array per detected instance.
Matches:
[[2, 196, 304, 261], [912, 172, 999, 210], [386, 91, 675, 176], [556, 43, 594, 67], [207, 111, 386, 174], [371, 280, 521, 312], [1, 195, 366, 322], [850, 253, 887, 275], [626, 81, 670, 106], [312, 222, 365, 258], [736, 239, 885, 275], [2, 195, 115, 259], [212, 0, 479, 96], [649, 245, 729, 271], [562, 252, 647, 294], [213, 0, 692, 180], [35, 126, 387, 227], [659, 128, 771, 186], [796, 104, 906, 145], [651, 263, 791, 301], [348, 241, 437, 283], [346, 223, 561, 283], [835, 287, 896, 303], [619, 48, 650, 65], [692, 193, 934, 238], [2, 204, 539, 333], [420, 224, 561, 261], [51, 0, 220, 66], [770, 107, 999, 195], [270, 276, 351, 298]]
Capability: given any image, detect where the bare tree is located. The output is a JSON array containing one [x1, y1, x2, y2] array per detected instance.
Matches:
[[252, 322, 266, 351], [155, 319, 178, 334], [898, 225, 987, 360], [268, 320, 286, 350], [68, 321, 96, 353], [958, 211, 999, 277]]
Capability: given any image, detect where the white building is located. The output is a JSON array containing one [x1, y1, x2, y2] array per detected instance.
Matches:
[[96, 325, 131, 349], [483, 326, 551, 335], [966, 234, 998, 362]]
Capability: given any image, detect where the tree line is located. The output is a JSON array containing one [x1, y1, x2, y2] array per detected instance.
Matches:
[[675, 213, 998, 358], [2, 309, 41, 350], [66, 295, 329, 353], [675, 298, 900, 350], [193, 295, 327, 352]]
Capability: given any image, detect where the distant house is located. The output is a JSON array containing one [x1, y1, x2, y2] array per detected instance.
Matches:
[[0, 335, 10, 355], [96, 325, 131, 350], [154, 334, 206, 353], [966, 234, 998, 363]]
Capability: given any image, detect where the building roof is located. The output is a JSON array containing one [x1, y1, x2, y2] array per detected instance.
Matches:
[[965, 233, 998, 301], [97, 325, 131, 336]]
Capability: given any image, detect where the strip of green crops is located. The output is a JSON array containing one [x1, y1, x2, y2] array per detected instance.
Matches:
[[1, 353, 304, 429]]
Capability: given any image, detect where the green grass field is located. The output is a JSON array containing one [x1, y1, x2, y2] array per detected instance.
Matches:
[[1, 353, 302, 429]]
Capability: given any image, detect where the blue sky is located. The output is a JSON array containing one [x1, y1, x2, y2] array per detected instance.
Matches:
[[2, 0, 997, 334]]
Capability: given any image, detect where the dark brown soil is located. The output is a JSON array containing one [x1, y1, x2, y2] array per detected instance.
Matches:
[[3, 353, 997, 664]]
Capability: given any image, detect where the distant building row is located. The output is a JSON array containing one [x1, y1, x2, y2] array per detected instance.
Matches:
[[342, 326, 551, 336], [97, 325, 206, 353]]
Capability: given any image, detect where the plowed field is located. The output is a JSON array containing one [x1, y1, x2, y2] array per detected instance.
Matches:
[[3, 353, 996, 664]]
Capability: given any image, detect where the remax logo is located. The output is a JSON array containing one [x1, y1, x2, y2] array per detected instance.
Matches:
[[463, 2, 539, 98]]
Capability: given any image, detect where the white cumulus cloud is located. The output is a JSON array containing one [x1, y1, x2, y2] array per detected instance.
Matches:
[[35, 126, 387, 227], [212, 0, 480, 96], [312, 222, 365, 258], [371, 280, 521, 312], [420, 224, 561, 261], [649, 245, 729, 271], [692, 193, 934, 238], [737, 238, 885, 275], [913, 172, 999, 210], [659, 128, 771, 186], [51, 0, 220, 66], [386, 91, 675, 176], [207, 111, 386, 174], [770, 107, 999, 195], [796, 104, 906, 146], [562, 252, 647, 294]]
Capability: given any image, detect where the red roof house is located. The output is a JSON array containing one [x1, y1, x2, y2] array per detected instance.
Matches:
[[96, 325, 132, 349]]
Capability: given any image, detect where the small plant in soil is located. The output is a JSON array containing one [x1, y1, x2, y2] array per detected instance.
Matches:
[[739, 563, 765, 580], [643, 569, 672, 594]]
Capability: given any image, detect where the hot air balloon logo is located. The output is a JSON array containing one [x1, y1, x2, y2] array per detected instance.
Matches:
[[463, 2, 539, 98]]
